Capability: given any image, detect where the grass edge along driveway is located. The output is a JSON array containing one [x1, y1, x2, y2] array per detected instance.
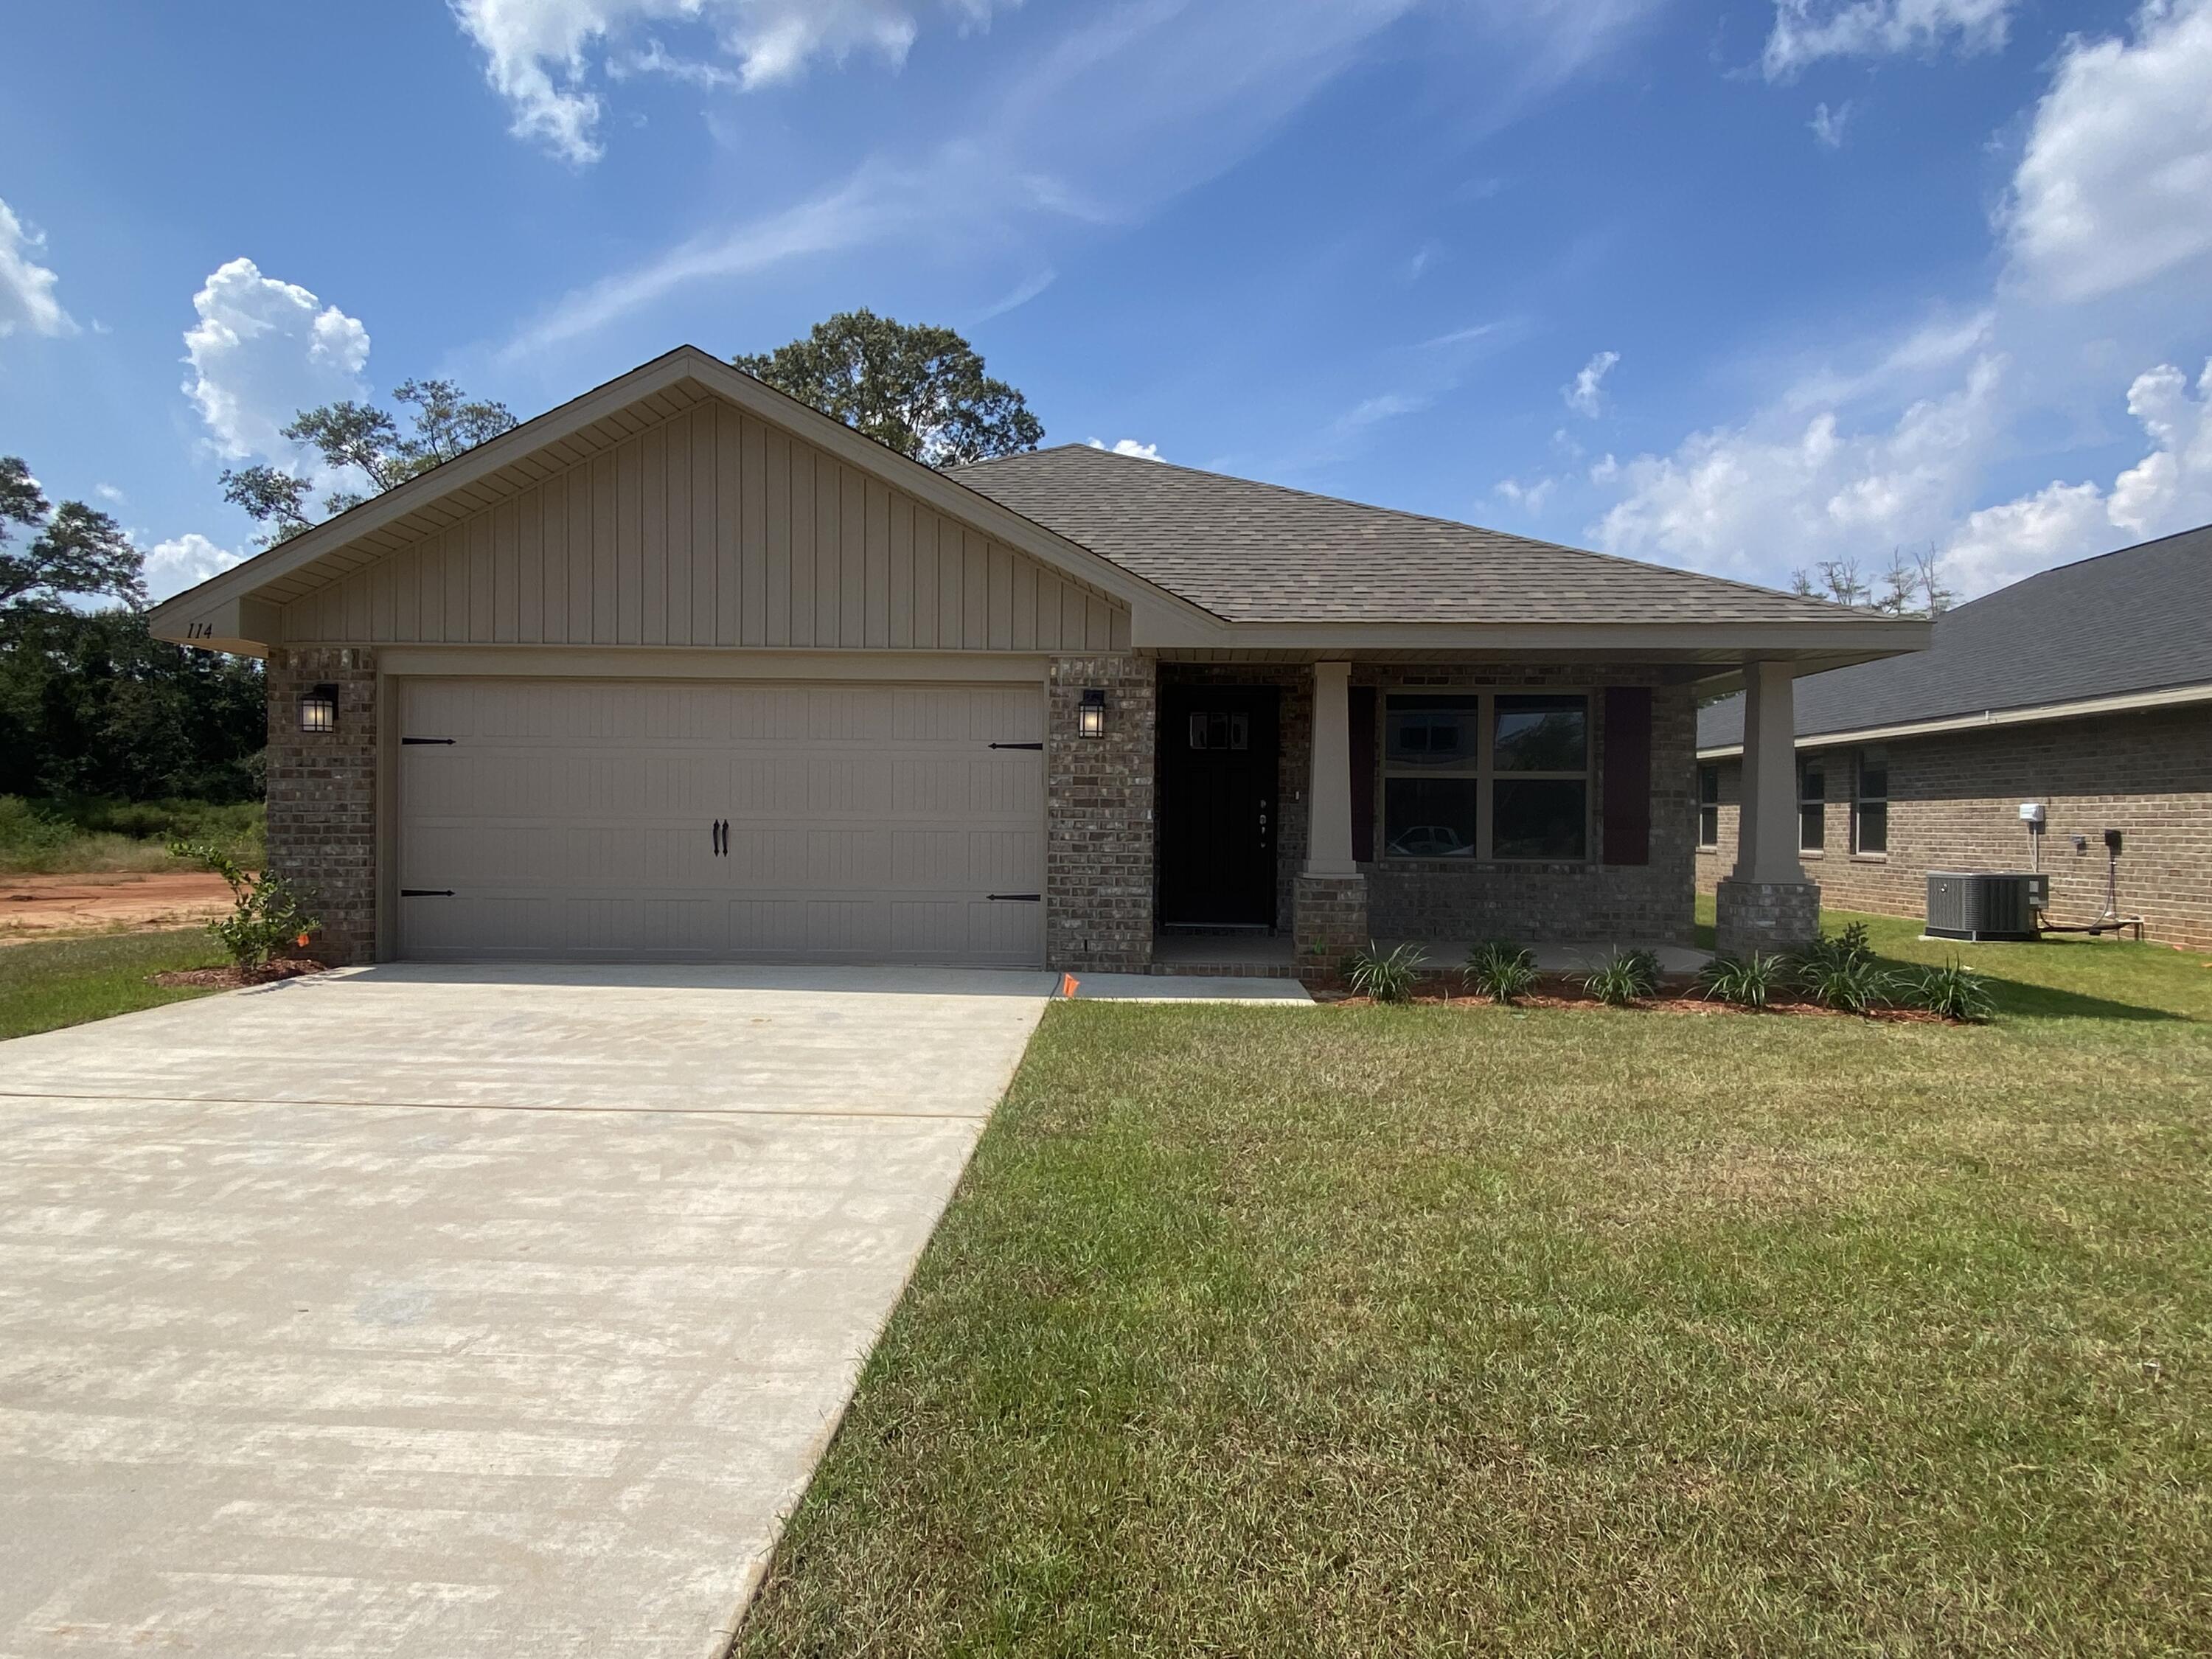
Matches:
[[737, 911, 2212, 1656], [0, 928, 229, 1040]]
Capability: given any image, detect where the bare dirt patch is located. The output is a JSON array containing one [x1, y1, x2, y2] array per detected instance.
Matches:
[[146, 957, 325, 990], [0, 872, 235, 944]]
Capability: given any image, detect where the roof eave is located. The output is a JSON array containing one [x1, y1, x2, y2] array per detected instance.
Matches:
[[1694, 676, 2212, 759]]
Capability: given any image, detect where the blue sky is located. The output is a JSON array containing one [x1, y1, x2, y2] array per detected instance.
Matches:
[[4, 0, 2209, 605]]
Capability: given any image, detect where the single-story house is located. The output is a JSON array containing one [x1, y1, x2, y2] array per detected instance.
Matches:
[[1697, 524, 2212, 950], [149, 346, 1926, 972]]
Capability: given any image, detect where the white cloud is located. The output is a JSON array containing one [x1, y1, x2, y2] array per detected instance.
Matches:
[[1945, 358, 2212, 591], [1809, 99, 1853, 148], [1085, 437, 1162, 460], [1494, 476, 1557, 514], [182, 258, 371, 462], [142, 532, 245, 601], [505, 0, 1652, 358], [94, 483, 125, 504], [451, 0, 1015, 164], [0, 196, 76, 340], [1562, 349, 1619, 417], [2001, 0, 2212, 303], [1762, 0, 2016, 78], [1593, 355, 2006, 582]]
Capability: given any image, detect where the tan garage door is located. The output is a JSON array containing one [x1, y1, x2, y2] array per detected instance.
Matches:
[[395, 678, 1046, 966]]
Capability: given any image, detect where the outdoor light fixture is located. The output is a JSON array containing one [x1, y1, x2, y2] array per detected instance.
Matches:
[[299, 684, 339, 733], [1077, 687, 1107, 739]]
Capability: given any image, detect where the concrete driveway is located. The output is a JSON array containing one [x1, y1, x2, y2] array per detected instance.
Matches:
[[0, 964, 1051, 1658]]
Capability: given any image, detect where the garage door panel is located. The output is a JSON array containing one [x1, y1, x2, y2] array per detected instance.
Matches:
[[398, 679, 1046, 966]]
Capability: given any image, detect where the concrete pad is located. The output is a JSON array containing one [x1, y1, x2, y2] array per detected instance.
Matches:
[[1064, 973, 1314, 1004], [0, 966, 1048, 1657]]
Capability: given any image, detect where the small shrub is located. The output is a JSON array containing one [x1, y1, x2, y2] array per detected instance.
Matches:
[[1699, 952, 1787, 1010], [1346, 942, 1427, 1004], [1581, 947, 1661, 1006], [1905, 958, 1996, 1023], [1799, 954, 1895, 1015], [1464, 939, 1540, 1005], [169, 839, 319, 968], [0, 796, 77, 858], [1795, 925, 1875, 978]]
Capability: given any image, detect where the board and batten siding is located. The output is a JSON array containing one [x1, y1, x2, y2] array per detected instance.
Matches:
[[280, 401, 1130, 653]]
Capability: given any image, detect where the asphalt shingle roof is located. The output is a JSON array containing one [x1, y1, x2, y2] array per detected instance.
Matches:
[[1698, 522, 2212, 750], [953, 445, 1884, 627]]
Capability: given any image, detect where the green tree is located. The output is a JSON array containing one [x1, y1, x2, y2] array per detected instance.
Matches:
[[220, 378, 518, 545], [734, 309, 1043, 467], [0, 456, 146, 611], [0, 605, 265, 801]]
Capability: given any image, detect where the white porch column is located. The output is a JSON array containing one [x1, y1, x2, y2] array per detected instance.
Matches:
[[1733, 658, 1804, 886], [1307, 660, 1356, 875]]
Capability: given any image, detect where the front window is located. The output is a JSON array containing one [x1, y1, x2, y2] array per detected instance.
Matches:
[[1382, 691, 1590, 861], [1854, 746, 1888, 855], [1798, 758, 1826, 852], [1383, 696, 1479, 858], [1697, 765, 1719, 849]]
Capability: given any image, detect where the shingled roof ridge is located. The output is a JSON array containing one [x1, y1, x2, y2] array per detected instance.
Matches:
[[958, 443, 1880, 623]]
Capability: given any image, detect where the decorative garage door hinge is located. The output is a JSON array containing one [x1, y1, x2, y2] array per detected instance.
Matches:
[[987, 741, 1043, 750], [987, 893, 1042, 902], [401, 737, 456, 745], [400, 888, 456, 897]]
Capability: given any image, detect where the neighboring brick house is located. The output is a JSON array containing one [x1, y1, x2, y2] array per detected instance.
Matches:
[[1697, 525, 2212, 950], [149, 346, 1924, 972]]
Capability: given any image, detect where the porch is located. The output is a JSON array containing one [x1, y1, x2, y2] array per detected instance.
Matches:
[[1144, 656, 1821, 968]]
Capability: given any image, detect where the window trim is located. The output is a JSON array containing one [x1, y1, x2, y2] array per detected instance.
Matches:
[[1851, 745, 1889, 858], [1697, 763, 1720, 852], [1798, 756, 1826, 856], [1379, 686, 1594, 864]]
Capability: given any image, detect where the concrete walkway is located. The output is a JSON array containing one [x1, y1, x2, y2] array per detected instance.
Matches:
[[0, 964, 1051, 1658]]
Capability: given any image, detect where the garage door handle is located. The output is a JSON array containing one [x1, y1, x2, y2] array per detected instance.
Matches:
[[710, 819, 726, 856], [987, 893, 1041, 902], [401, 888, 454, 897]]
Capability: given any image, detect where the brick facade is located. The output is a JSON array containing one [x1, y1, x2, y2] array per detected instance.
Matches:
[[265, 647, 379, 966], [1695, 704, 2212, 950], [1046, 654, 1158, 971], [1356, 665, 1698, 945]]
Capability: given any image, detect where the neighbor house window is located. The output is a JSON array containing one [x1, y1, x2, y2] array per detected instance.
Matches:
[[1853, 746, 1888, 855], [1382, 691, 1590, 861], [1697, 765, 1719, 850], [1798, 757, 1826, 852]]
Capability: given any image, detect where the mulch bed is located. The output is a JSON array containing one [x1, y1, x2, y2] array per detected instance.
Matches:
[[148, 957, 327, 990], [1302, 973, 1952, 1022]]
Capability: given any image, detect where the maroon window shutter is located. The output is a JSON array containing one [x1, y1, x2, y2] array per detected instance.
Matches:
[[1602, 686, 1652, 866], [1348, 685, 1376, 863]]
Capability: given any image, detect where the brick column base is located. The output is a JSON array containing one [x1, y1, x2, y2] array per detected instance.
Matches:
[[1295, 872, 1370, 967], [1714, 877, 1820, 960]]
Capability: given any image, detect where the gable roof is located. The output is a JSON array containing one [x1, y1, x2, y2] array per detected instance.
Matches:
[[1697, 522, 2212, 752], [150, 346, 1927, 665], [955, 444, 1887, 627]]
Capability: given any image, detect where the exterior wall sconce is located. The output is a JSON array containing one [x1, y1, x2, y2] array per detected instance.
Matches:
[[1077, 687, 1107, 739], [299, 684, 340, 734]]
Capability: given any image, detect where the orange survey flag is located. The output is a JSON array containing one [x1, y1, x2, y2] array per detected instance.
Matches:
[[1060, 973, 1080, 998]]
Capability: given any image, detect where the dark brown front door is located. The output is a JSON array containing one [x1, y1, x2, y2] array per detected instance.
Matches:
[[1159, 686, 1279, 928]]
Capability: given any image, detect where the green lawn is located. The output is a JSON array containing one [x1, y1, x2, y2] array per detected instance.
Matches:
[[740, 908, 2212, 1656], [0, 928, 229, 1040]]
